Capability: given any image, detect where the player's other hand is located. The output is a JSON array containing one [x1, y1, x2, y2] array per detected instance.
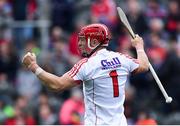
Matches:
[[131, 34, 144, 50], [22, 52, 38, 72]]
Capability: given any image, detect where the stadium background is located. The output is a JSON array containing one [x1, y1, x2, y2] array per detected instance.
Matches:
[[0, 0, 179, 125]]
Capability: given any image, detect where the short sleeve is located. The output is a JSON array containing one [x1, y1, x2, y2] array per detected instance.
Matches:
[[66, 58, 88, 81], [124, 54, 139, 72]]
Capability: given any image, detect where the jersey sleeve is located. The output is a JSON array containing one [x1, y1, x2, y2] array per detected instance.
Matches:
[[66, 58, 88, 81], [124, 54, 139, 72]]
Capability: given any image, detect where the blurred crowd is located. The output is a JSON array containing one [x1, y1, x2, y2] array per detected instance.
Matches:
[[0, 0, 180, 125]]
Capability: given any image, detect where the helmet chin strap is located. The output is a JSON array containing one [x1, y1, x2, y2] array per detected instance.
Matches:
[[83, 37, 106, 57], [87, 37, 97, 49]]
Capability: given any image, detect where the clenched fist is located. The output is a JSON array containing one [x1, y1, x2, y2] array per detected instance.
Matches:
[[22, 52, 39, 72]]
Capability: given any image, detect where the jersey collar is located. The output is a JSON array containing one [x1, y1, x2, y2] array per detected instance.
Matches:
[[97, 48, 107, 54]]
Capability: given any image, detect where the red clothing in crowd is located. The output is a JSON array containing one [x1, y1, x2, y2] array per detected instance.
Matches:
[[59, 97, 84, 125], [4, 116, 36, 125]]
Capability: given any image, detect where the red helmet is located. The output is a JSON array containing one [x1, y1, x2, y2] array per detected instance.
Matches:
[[78, 23, 111, 57]]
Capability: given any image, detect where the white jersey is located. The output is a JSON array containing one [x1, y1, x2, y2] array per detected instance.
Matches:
[[67, 49, 139, 125]]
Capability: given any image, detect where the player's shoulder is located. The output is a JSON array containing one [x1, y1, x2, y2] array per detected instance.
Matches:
[[104, 49, 126, 58], [115, 52, 133, 59], [79, 58, 88, 62], [75, 58, 88, 66], [119, 52, 139, 64], [107, 50, 139, 63]]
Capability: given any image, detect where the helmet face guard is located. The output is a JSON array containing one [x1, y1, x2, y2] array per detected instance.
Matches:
[[78, 23, 111, 57]]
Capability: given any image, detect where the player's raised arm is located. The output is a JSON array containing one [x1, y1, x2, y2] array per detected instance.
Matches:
[[131, 34, 149, 73], [22, 52, 77, 92]]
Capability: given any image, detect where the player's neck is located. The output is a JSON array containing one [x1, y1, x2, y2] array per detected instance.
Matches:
[[96, 47, 106, 52], [89, 47, 106, 57]]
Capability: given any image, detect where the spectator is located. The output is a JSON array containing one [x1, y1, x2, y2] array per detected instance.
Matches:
[[0, 96, 15, 124], [145, 0, 167, 22], [0, 73, 16, 100], [51, 0, 76, 32], [0, 41, 19, 82], [12, 0, 37, 50], [44, 38, 70, 76], [177, 21, 180, 43], [126, 0, 148, 36], [4, 96, 36, 125], [59, 87, 84, 125], [26, 0, 38, 20], [124, 86, 138, 125], [90, 0, 117, 27], [117, 36, 132, 54], [158, 39, 180, 113], [49, 26, 64, 50], [135, 110, 157, 125], [147, 33, 167, 69], [34, 92, 62, 122], [0, 0, 13, 41], [38, 104, 57, 125], [144, 18, 169, 47], [165, 0, 180, 38], [16, 66, 42, 102]]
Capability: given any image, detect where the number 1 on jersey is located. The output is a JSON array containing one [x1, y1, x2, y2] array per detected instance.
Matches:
[[109, 70, 119, 97]]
